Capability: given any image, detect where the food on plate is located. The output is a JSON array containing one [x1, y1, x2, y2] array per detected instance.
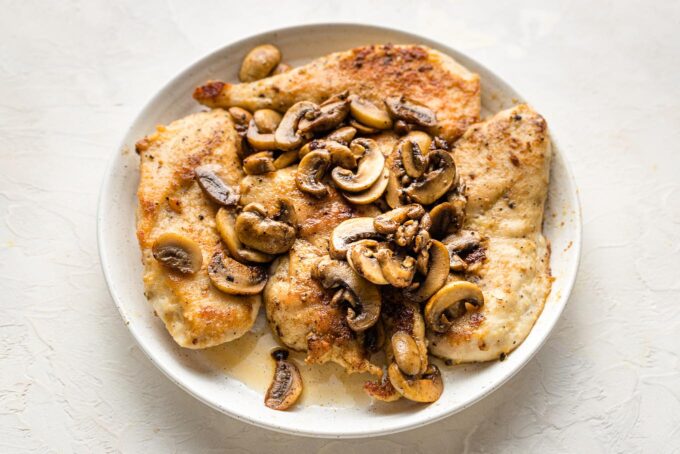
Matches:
[[134, 43, 552, 410]]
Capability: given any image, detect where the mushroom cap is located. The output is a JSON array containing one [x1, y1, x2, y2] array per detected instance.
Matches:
[[239, 44, 281, 82], [207, 250, 267, 295], [374, 203, 425, 234], [424, 281, 484, 333], [246, 119, 277, 150], [346, 240, 388, 285], [295, 149, 331, 198], [152, 232, 203, 275], [376, 249, 416, 288], [349, 95, 393, 130], [406, 240, 450, 303], [404, 150, 456, 205], [331, 138, 385, 193], [235, 202, 296, 255], [385, 96, 437, 128], [275, 101, 319, 150], [329, 217, 384, 259], [387, 363, 443, 403], [341, 167, 389, 205], [391, 331, 427, 376], [298, 96, 350, 133], [265, 351, 303, 411], [194, 164, 240, 207], [399, 139, 427, 179], [215, 208, 274, 263]]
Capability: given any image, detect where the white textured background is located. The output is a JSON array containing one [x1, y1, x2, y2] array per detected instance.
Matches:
[[1, 0, 679, 452]]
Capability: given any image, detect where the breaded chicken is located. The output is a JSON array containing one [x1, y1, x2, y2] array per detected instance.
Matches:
[[428, 104, 553, 362], [136, 109, 260, 348], [194, 44, 480, 141]]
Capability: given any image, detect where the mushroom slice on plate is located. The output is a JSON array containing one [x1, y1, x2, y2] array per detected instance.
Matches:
[[295, 149, 331, 198], [405, 130, 432, 154], [348, 119, 379, 135], [152, 232, 203, 275], [374, 203, 425, 234], [404, 150, 456, 205], [215, 208, 274, 263], [298, 92, 350, 133], [384, 149, 405, 209], [243, 151, 276, 175], [275, 101, 319, 150], [329, 217, 384, 259], [228, 107, 252, 126], [428, 201, 464, 239], [332, 138, 385, 193], [424, 281, 484, 333], [246, 119, 277, 150], [407, 240, 450, 303], [349, 95, 393, 130], [398, 139, 427, 179], [342, 167, 389, 205], [235, 201, 297, 255], [207, 250, 267, 295], [253, 109, 283, 133], [194, 164, 240, 207], [346, 240, 388, 285], [239, 44, 281, 82], [312, 256, 381, 332], [376, 249, 416, 288], [273, 150, 299, 169], [265, 349, 303, 411], [385, 96, 437, 128], [388, 363, 443, 403], [391, 331, 427, 376], [324, 126, 357, 145]]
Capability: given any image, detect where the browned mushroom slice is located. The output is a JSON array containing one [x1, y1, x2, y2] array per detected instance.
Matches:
[[312, 256, 381, 332], [215, 208, 274, 263], [228, 107, 252, 126], [194, 164, 240, 207], [298, 93, 350, 133], [407, 240, 450, 303], [342, 168, 389, 205], [442, 230, 484, 271], [235, 201, 296, 255], [374, 203, 425, 234], [275, 101, 319, 150], [388, 363, 443, 403], [376, 249, 416, 288], [424, 281, 484, 333], [332, 138, 385, 193], [207, 250, 267, 295], [384, 96, 437, 128], [239, 44, 281, 82], [324, 126, 357, 145], [399, 139, 427, 179], [348, 119, 379, 135], [329, 217, 384, 259], [246, 119, 277, 150], [346, 240, 388, 285], [391, 331, 427, 376], [243, 151, 276, 175], [295, 149, 331, 198], [405, 130, 432, 153], [349, 95, 393, 130], [384, 149, 405, 209], [253, 109, 283, 133], [265, 349, 303, 411], [404, 150, 456, 205], [152, 232, 203, 275], [428, 201, 464, 239], [273, 150, 299, 169]]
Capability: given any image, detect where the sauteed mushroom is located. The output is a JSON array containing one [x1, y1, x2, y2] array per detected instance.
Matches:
[[329, 217, 383, 259], [246, 119, 277, 150], [239, 44, 281, 82], [429, 201, 463, 239], [228, 107, 252, 126], [349, 119, 379, 135], [374, 204, 425, 234], [349, 95, 393, 130], [442, 230, 484, 271], [275, 101, 319, 150], [404, 150, 456, 205], [407, 240, 449, 303], [405, 130, 432, 153], [425, 281, 484, 333], [273, 150, 299, 169], [207, 250, 267, 295], [298, 93, 350, 133], [332, 138, 385, 192], [295, 149, 331, 197], [388, 363, 443, 403], [215, 208, 274, 263], [346, 240, 388, 285], [194, 164, 240, 207], [376, 249, 416, 288], [342, 168, 389, 205], [399, 139, 427, 179], [152, 232, 203, 274], [243, 151, 276, 175], [313, 256, 381, 332], [253, 109, 282, 133], [391, 331, 427, 376], [235, 201, 296, 254], [265, 349, 302, 411], [324, 126, 357, 145], [385, 96, 437, 128], [384, 151, 405, 209]]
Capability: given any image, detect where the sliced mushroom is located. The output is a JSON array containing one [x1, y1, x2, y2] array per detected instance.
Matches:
[[319, 141, 357, 169], [273, 150, 298, 169], [228, 107, 252, 126], [253, 109, 283, 133], [275, 101, 319, 150], [404, 150, 456, 205], [406, 240, 450, 303], [243, 151, 276, 175], [207, 250, 267, 295], [376, 249, 416, 288], [425, 281, 484, 333], [324, 126, 357, 145], [346, 240, 388, 285], [442, 230, 483, 271], [429, 201, 464, 239], [391, 331, 427, 376], [385, 96, 437, 128], [349, 95, 393, 130], [312, 256, 381, 332], [342, 168, 389, 205], [348, 119, 379, 135], [239, 44, 281, 82], [374, 204, 425, 234], [329, 217, 383, 259], [384, 150, 405, 209], [399, 139, 427, 179], [295, 149, 331, 198], [388, 363, 443, 403], [298, 95, 350, 133], [235, 201, 296, 254], [152, 232, 203, 274], [405, 130, 432, 153], [194, 164, 240, 206], [265, 349, 303, 411], [246, 119, 277, 150], [215, 208, 274, 263], [332, 138, 385, 193]]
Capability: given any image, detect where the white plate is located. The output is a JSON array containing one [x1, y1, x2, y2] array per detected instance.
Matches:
[[97, 24, 581, 438]]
